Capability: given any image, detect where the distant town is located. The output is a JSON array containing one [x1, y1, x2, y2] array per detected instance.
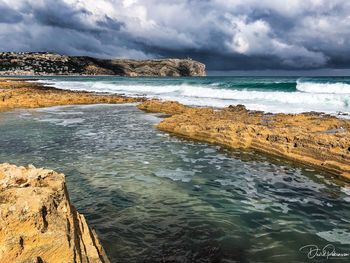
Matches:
[[0, 52, 83, 75]]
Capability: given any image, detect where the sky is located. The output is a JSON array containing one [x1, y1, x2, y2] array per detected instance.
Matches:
[[0, 0, 350, 71]]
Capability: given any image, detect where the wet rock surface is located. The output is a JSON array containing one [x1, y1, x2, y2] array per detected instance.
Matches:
[[0, 78, 144, 111], [138, 99, 350, 180]]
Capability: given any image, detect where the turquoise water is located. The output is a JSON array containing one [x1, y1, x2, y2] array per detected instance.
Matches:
[[0, 104, 350, 262], [35, 76, 350, 115]]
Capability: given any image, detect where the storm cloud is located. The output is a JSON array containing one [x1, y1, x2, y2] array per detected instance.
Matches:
[[0, 0, 350, 70]]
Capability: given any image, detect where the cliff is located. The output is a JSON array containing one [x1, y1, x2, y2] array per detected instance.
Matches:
[[0, 163, 110, 263], [0, 52, 206, 76], [138, 100, 350, 180]]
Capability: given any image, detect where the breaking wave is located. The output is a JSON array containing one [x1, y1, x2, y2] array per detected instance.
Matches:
[[296, 80, 350, 94], [39, 79, 350, 116]]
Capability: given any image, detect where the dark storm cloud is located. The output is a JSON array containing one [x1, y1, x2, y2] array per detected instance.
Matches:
[[0, 3, 23, 23], [96, 16, 124, 31], [0, 0, 350, 70], [32, 1, 93, 31]]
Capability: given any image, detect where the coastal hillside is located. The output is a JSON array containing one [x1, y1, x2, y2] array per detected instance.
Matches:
[[0, 52, 206, 76]]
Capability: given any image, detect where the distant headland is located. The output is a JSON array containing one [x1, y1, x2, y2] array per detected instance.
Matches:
[[0, 52, 206, 77]]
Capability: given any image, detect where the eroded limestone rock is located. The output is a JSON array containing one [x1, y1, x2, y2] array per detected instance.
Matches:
[[138, 100, 350, 180], [0, 79, 144, 111], [0, 163, 110, 263]]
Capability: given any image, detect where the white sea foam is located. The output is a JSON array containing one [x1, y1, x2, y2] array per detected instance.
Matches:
[[296, 80, 350, 94], [36, 117, 85, 126], [40, 80, 350, 116], [317, 228, 350, 245]]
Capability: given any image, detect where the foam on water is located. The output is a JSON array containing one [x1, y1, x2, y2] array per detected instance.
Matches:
[[297, 80, 350, 94], [1, 104, 350, 262], [316, 229, 350, 245], [41, 78, 350, 115]]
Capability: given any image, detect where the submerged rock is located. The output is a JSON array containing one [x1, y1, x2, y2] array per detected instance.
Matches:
[[0, 163, 110, 263]]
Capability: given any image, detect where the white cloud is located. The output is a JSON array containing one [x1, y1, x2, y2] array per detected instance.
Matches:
[[226, 16, 270, 54], [225, 15, 328, 67]]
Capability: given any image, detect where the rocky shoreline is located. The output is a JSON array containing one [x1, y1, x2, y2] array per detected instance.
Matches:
[[1, 77, 350, 261], [138, 100, 350, 181], [0, 78, 143, 262], [0, 163, 110, 263], [3, 77, 348, 180], [0, 78, 144, 111]]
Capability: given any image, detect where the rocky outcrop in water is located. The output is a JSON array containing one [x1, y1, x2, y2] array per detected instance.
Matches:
[[0, 78, 144, 111], [0, 163, 110, 263], [138, 100, 350, 180], [0, 52, 206, 76]]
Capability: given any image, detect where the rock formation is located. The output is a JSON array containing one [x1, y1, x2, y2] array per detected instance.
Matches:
[[0, 163, 110, 263], [0, 78, 144, 111], [138, 100, 350, 180], [0, 52, 206, 77]]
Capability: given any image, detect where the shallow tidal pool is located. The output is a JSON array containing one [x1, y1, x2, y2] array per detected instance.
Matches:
[[0, 104, 350, 262]]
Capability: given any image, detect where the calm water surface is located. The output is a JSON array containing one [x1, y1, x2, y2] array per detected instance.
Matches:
[[0, 104, 349, 262]]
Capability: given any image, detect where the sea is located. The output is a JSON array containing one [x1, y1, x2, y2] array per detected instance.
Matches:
[[34, 76, 350, 116], [1, 76, 349, 262]]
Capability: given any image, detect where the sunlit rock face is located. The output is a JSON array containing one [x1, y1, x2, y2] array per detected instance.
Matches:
[[0, 163, 110, 263]]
